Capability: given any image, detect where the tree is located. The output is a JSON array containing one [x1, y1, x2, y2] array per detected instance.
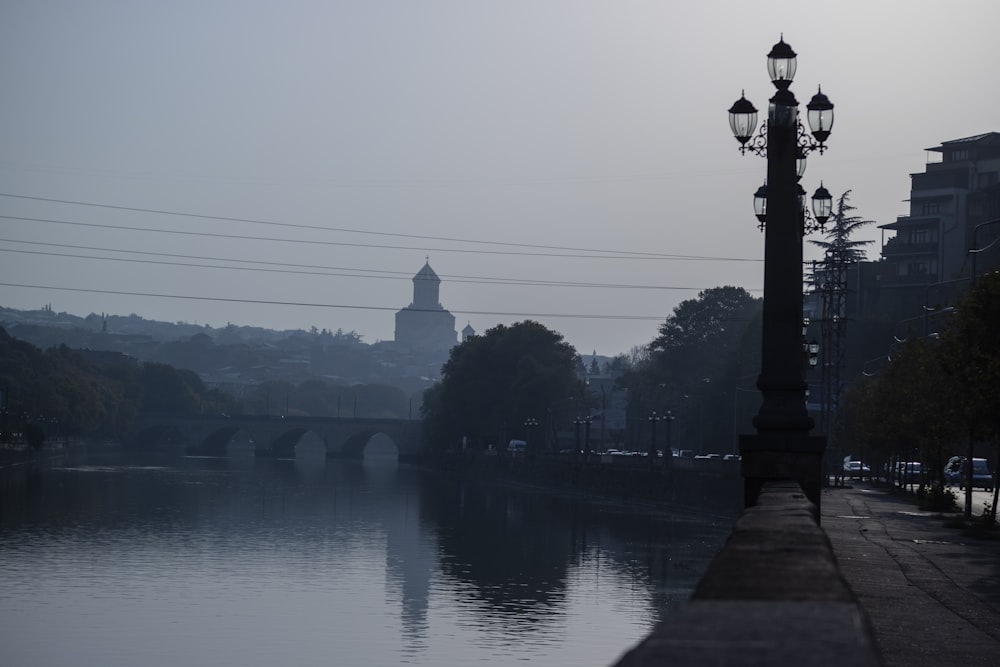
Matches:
[[939, 271, 1000, 519], [626, 287, 761, 453], [808, 190, 875, 439], [421, 321, 585, 453], [809, 190, 874, 264], [649, 286, 761, 381], [139, 363, 204, 415]]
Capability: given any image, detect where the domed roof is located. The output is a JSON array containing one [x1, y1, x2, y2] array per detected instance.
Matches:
[[462, 323, 475, 335]]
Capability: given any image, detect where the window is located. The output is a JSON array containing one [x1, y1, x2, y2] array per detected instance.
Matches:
[[904, 261, 935, 276], [920, 202, 940, 215], [978, 172, 999, 189], [950, 149, 969, 161]]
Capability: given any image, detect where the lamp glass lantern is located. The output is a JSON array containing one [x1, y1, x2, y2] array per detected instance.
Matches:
[[811, 183, 833, 224], [806, 87, 834, 143], [728, 93, 758, 145], [753, 183, 767, 223], [766, 38, 797, 89]]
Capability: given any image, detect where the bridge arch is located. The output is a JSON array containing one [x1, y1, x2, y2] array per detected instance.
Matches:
[[186, 426, 242, 456], [340, 430, 401, 461], [129, 414, 422, 460]]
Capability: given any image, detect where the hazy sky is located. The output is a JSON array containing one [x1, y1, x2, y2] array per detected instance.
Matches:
[[2, 1, 998, 356]]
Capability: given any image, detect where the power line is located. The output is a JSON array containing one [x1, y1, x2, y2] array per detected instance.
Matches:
[[0, 239, 755, 292], [2, 213, 761, 262], [0, 192, 759, 262], [0, 281, 689, 322]]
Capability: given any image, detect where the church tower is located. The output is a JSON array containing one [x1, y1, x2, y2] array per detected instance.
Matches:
[[412, 261, 441, 309], [393, 261, 457, 354]]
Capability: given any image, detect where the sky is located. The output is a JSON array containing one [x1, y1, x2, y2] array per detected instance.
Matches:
[[2, 0, 998, 357]]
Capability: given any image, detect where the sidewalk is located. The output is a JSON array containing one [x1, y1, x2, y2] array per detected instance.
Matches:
[[822, 483, 1000, 667]]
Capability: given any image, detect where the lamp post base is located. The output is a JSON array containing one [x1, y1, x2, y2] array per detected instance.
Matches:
[[740, 433, 827, 515]]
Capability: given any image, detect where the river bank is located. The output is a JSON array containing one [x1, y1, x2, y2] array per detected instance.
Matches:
[[420, 450, 744, 519]]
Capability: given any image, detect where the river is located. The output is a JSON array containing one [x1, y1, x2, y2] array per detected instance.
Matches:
[[0, 447, 731, 667]]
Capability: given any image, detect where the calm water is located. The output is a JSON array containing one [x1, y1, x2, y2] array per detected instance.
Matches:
[[0, 450, 731, 667]]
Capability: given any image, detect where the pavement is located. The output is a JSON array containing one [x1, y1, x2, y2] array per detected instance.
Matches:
[[822, 482, 1000, 667]]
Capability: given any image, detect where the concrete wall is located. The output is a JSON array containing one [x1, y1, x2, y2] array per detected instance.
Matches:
[[611, 482, 882, 666]]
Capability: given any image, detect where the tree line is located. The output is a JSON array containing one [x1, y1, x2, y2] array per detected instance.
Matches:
[[0, 327, 416, 448], [839, 271, 1000, 513], [420, 287, 764, 456]]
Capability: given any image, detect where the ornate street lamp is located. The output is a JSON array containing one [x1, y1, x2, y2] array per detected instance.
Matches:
[[806, 87, 835, 144], [752, 182, 831, 232], [811, 182, 833, 224], [766, 36, 797, 89], [727, 37, 833, 512], [753, 183, 768, 227]]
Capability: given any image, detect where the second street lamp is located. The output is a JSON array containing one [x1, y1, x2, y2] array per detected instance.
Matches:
[[648, 412, 660, 469], [524, 417, 538, 455], [728, 36, 833, 512]]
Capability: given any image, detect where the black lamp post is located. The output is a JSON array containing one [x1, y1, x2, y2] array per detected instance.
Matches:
[[728, 37, 834, 511], [663, 410, 675, 467], [574, 417, 583, 459], [648, 412, 660, 469], [524, 417, 538, 454]]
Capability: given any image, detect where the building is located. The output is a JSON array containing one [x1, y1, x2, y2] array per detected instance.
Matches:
[[393, 261, 458, 354], [877, 132, 1000, 318]]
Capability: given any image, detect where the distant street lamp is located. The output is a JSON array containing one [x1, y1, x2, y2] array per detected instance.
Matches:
[[663, 410, 675, 467], [648, 412, 660, 469], [574, 416, 584, 459], [524, 417, 539, 454], [728, 36, 833, 510]]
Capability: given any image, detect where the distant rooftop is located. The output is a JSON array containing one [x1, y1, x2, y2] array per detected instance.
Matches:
[[927, 132, 1000, 151]]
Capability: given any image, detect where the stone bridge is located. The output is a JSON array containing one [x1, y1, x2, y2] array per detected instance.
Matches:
[[130, 413, 423, 461]]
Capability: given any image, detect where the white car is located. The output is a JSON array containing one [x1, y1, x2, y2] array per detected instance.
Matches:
[[843, 461, 870, 478]]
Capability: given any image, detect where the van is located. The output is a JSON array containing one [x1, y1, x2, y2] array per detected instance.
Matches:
[[945, 456, 994, 490]]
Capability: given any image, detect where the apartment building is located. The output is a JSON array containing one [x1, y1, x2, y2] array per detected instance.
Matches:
[[878, 132, 1000, 317]]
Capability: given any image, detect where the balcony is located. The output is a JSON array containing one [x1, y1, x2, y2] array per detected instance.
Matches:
[[881, 235, 938, 257], [912, 169, 968, 190]]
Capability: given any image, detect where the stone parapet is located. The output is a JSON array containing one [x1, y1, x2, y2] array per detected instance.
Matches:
[[611, 481, 882, 666]]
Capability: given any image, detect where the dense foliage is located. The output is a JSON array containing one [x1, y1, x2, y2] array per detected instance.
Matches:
[[1, 328, 413, 447], [0, 328, 225, 442], [421, 320, 586, 452], [840, 272, 1000, 512], [618, 286, 762, 453]]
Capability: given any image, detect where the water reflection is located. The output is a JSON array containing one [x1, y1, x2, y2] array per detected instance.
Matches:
[[0, 452, 730, 667]]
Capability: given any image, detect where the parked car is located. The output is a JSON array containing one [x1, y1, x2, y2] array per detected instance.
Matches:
[[843, 461, 870, 478], [895, 461, 922, 484], [945, 456, 994, 490]]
